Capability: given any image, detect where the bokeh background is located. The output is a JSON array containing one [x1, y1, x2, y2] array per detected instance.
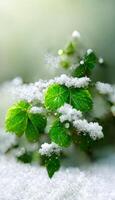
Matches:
[[0, 0, 115, 83]]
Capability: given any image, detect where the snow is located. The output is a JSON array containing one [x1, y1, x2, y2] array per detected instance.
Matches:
[[0, 128, 16, 154], [96, 82, 113, 95], [98, 57, 104, 64], [13, 82, 44, 103], [73, 119, 103, 140], [96, 82, 115, 105], [0, 75, 91, 120], [58, 103, 103, 140], [80, 60, 84, 65], [58, 49, 63, 55], [109, 86, 115, 104], [45, 53, 60, 69], [64, 122, 70, 129], [87, 49, 93, 55], [0, 75, 90, 105], [72, 30, 81, 38], [58, 103, 82, 123], [29, 106, 43, 114], [11, 77, 23, 86], [53, 75, 90, 88], [0, 153, 115, 200], [39, 142, 61, 156]]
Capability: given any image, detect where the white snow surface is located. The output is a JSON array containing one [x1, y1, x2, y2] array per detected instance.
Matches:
[[0, 154, 115, 200], [0, 128, 16, 154]]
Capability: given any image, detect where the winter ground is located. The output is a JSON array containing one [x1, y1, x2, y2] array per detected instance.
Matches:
[[0, 151, 115, 200], [0, 80, 115, 200]]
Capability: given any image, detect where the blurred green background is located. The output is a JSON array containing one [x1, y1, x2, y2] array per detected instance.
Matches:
[[0, 0, 115, 83]]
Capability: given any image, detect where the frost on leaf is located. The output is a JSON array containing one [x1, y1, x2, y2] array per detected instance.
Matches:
[[44, 84, 69, 111], [39, 143, 61, 178], [52, 75, 90, 88], [58, 103, 103, 141], [49, 120, 71, 147], [39, 142, 61, 157]]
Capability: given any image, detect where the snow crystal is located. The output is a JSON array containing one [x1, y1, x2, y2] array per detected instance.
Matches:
[[53, 74, 90, 88], [11, 77, 23, 86], [45, 53, 60, 69], [109, 86, 115, 104], [0, 153, 115, 200], [96, 82, 113, 95], [5, 75, 90, 104], [87, 49, 93, 55], [0, 128, 16, 154], [39, 142, 61, 156], [98, 57, 104, 64], [15, 147, 25, 157], [13, 83, 44, 103], [96, 82, 115, 104], [0, 77, 23, 104], [58, 49, 63, 56], [73, 119, 103, 140], [64, 123, 70, 129], [80, 60, 84, 65], [58, 103, 82, 123], [29, 106, 43, 114], [0, 75, 90, 106], [72, 30, 81, 38], [58, 103, 103, 140]]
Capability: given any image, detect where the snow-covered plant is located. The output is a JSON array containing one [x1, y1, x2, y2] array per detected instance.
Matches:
[[5, 30, 107, 178]]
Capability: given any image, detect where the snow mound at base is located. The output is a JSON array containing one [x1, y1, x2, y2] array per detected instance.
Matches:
[[0, 154, 115, 200]]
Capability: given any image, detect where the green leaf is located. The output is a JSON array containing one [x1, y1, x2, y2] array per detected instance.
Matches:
[[45, 84, 69, 111], [64, 42, 75, 55], [73, 64, 87, 78], [70, 88, 93, 112], [28, 113, 47, 133], [72, 131, 97, 151], [84, 51, 97, 70], [59, 60, 70, 69], [5, 101, 30, 136], [25, 118, 40, 142], [5, 100, 47, 142], [17, 152, 33, 163], [49, 120, 71, 147], [73, 51, 96, 78], [42, 154, 60, 178]]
